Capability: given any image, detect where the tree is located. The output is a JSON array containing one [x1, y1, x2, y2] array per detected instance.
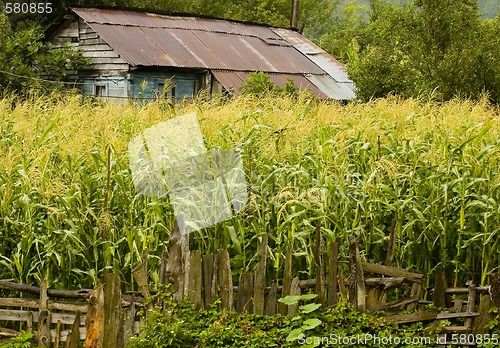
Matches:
[[0, 23, 89, 94]]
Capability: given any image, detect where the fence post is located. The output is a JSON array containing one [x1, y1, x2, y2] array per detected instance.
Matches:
[[278, 243, 293, 315], [327, 242, 339, 306], [37, 280, 51, 347], [348, 235, 366, 312], [314, 224, 325, 305], [102, 273, 123, 348], [84, 284, 104, 348], [253, 233, 268, 314]]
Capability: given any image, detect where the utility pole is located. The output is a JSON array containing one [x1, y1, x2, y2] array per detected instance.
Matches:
[[291, 0, 299, 30]]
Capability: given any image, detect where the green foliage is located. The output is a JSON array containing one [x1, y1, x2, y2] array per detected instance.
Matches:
[[0, 331, 35, 348], [239, 72, 300, 98], [339, 0, 500, 102], [0, 23, 89, 94]]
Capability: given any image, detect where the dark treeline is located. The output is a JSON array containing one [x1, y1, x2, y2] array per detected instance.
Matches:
[[0, 0, 499, 102]]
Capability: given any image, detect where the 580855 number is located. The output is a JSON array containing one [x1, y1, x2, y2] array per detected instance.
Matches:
[[5, 2, 52, 14]]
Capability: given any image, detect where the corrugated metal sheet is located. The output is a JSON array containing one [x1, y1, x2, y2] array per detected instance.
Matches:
[[71, 7, 356, 100], [273, 28, 354, 84], [212, 71, 328, 98], [306, 74, 356, 100]]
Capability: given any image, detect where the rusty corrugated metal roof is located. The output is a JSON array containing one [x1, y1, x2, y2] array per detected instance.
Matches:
[[71, 7, 356, 99]]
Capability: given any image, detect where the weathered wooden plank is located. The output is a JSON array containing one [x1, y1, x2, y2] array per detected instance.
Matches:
[[37, 281, 51, 347], [64, 312, 80, 348], [218, 249, 233, 312], [85, 284, 104, 348], [81, 38, 107, 45], [348, 235, 366, 312], [0, 281, 91, 299], [313, 224, 325, 305], [50, 327, 86, 343], [364, 277, 406, 288], [202, 253, 216, 308], [102, 274, 123, 348], [287, 277, 301, 316], [0, 298, 88, 312], [327, 242, 338, 306], [0, 309, 86, 326], [236, 270, 254, 313], [80, 44, 118, 52], [253, 233, 268, 315], [445, 286, 489, 294], [406, 282, 422, 311], [82, 51, 120, 58], [436, 312, 479, 320], [278, 243, 293, 315], [442, 326, 471, 333], [88, 57, 129, 65], [187, 250, 203, 309], [361, 263, 423, 283], [80, 32, 99, 40], [368, 295, 420, 312], [265, 283, 277, 316], [385, 310, 439, 324]]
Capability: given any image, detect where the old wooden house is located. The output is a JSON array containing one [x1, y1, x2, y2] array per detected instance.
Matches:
[[49, 7, 356, 102]]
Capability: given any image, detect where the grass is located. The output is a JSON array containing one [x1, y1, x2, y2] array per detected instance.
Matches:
[[0, 91, 499, 291]]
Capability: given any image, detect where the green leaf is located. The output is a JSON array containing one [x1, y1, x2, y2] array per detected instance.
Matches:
[[286, 328, 304, 342], [299, 303, 321, 314], [299, 294, 318, 301], [302, 318, 322, 330], [278, 295, 301, 305]]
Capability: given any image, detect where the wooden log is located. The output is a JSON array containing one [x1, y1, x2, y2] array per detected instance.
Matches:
[[253, 233, 268, 315], [37, 280, 51, 347], [218, 249, 233, 312], [361, 263, 423, 283], [187, 250, 203, 309], [27, 312, 33, 333], [236, 270, 254, 313], [0, 328, 20, 338], [265, 283, 277, 316], [287, 277, 301, 316], [202, 254, 217, 308], [452, 299, 464, 312], [64, 311, 80, 348], [327, 242, 338, 306], [0, 280, 92, 299], [348, 235, 366, 312], [102, 273, 123, 348], [313, 224, 325, 305], [433, 267, 447, 308], [84, 284, 104, 348], [159, 251, 167, 286], [279, 243, 293, 315], [385, 310, 439, 324]]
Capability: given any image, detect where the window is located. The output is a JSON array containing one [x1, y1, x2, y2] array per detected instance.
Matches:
[[95, 84, 107, 99]]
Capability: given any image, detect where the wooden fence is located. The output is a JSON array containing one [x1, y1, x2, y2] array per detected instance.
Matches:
[[2, 227, 500, 346]]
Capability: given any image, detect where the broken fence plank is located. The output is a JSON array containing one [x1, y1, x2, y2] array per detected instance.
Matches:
[[361, 262, 423, 283]]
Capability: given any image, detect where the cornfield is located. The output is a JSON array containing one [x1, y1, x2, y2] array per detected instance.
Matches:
[[0, 92, 499, 292]]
